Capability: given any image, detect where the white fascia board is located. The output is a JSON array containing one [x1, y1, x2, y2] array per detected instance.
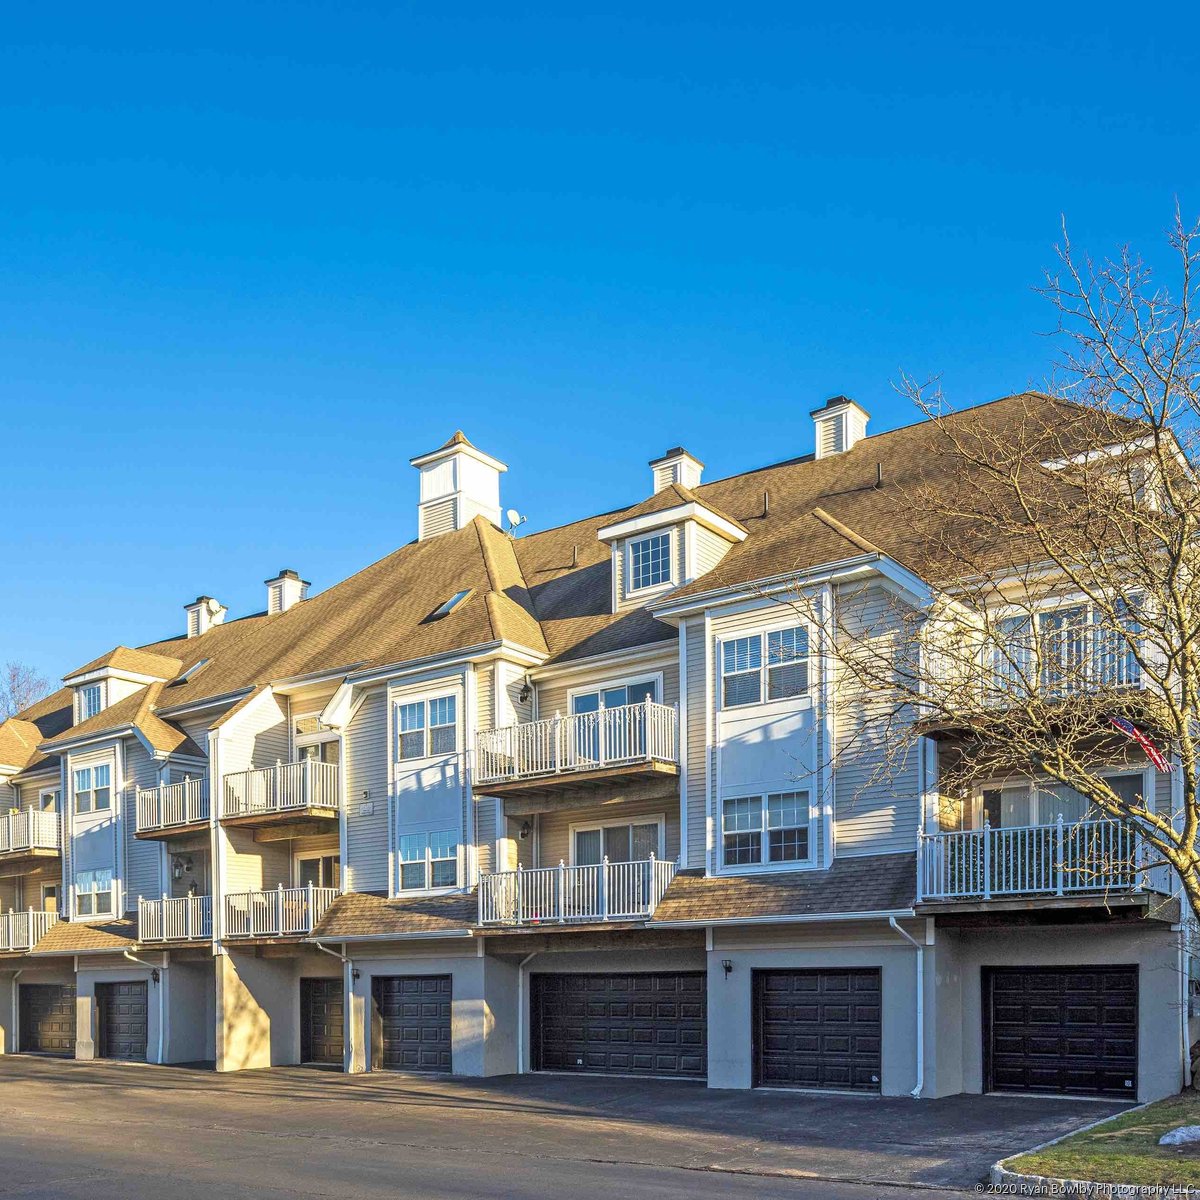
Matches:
[[303, 929, 475, 944], [645, 908, 917, 930], [268, 663, 367, 694], [531, 641, 677, 680], [154, 687, 257, 720], [39, 726, 138, 755], [597, 502, 747, 545], [409, 442, 508, 473], [1040, 434, 1157, 470], [62, 668, 168, 687]]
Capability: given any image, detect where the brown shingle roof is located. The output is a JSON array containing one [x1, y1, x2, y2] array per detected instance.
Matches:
[[311, 890, 477, 939], [40, 682, 202, 758], [33, 919, 138, 955], [650, 853, 917, 923], [64, 646, 184, 682]]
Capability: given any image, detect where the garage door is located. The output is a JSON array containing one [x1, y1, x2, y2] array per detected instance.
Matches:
[[531, 972, 707, 1078], [753, 969, 882, 1091], [372, 976, 451, 1072], [985, 966, 1138, 1097], [96, 982, 148, 1061], [301, 978, 344, 1065], [19, 984, 76, 1055]]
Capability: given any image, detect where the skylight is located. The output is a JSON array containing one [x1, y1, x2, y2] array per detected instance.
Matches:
[[172, 658, 211, 685], [432, 589, 474, 618]]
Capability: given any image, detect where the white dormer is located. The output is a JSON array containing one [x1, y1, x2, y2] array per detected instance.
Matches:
[[410, 431, 507, 541], [812, 396, 870, 458], [185, 595, 227, 638], [648, 447, 703, 493], [266, 569, 309, 615]]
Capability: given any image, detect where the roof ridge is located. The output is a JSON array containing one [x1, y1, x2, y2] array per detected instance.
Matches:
[[810, 507, 885, 558]]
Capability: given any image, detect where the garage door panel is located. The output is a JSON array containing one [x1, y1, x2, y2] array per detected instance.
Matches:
[[986, 966, 1137, 1098], [373, 975, 451, 1073], [301, 978, 344, 1065], [97, 982, 147, 1061], [754, 969, 882, 1092], [532, 972, 706, 1078], [19, 984, 76, 1055]]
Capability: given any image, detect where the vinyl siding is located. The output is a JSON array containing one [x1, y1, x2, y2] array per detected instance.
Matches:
[[123, 739, 163, 909], [613, 526, 687, 613], [343, 686, 388, 894], [178, 717, 210, 757], [473, 664, 496, 877], [693, 525, 732, 580], [684, 619, 708, 870], [537, 796, 679, 867], [535, 654, 679, 720], [833, 583, 920, 856], [223, 826, 290, 893]]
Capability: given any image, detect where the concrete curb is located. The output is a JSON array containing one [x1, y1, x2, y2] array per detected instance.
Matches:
[[989, 1101, 1200, 1198]]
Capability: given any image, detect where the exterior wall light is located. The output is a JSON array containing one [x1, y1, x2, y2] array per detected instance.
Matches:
[[722, 959, 733, 978]]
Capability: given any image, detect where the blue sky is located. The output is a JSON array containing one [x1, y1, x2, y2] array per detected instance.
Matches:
[[2, 2, 1198, 682]]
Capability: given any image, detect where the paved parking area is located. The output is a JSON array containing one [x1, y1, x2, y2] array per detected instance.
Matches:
[[0, 1057, 1128, 1198]]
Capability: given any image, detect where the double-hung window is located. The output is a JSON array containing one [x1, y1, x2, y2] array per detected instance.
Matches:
[[721, 626, 809, 708], [74, 765, 111, 814], [75, 868, 113, 917], [396, 695, 458, 760], [721, 791, 811, 868], [80, 685, 102, 721], [398, 830, 457, 891], [627, 532, 672, 593]]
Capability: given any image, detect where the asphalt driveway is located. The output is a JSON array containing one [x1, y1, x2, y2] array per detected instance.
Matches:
[[0, 1056, 1128, 1198]]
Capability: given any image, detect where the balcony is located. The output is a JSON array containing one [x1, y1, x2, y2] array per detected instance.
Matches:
[[138, 895, 212, 943], [136, 778, 210, 839], [478, 856, 677, 927], [223, 884, 340, 939], [0, 810, 60, 863], [220, 760, 339, 838], [474, 700, 679, 803], [0, 910, 57, 953], [917, 819, 1169, 905]]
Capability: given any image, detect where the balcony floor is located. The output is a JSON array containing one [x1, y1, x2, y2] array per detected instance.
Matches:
[[135, 819, 210, 841], [475, 760, 678, 806], [219, 808, 339, 839], [0, 848, 60, 874], [917, 889, 1179, 924]]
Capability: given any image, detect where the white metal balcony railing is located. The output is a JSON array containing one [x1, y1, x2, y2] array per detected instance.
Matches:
[[136, 778, 210, 833], [223, 884, 339, 938], [475, 700, 679, 786], [918, 818, 1168, 901], [478, 856, 677, 926], [0, 909, 58, 953], [138, 895, 212, 942], [222, 760, 340, 819], [0, 809, 61, 855]]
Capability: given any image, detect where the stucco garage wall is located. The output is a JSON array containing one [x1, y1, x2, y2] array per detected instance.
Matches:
[[75, 956, 163, 1063], [948, 923, 1183, 1103], [0, 960, 74, 1055], [168, 958, 216, 1063]]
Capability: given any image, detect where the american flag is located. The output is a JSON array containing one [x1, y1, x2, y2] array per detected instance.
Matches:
[[1108, 714, 1173, 773]]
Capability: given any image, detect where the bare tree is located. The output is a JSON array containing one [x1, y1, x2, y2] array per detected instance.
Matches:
[[0, 661, 51, 721], [783, 211, 1200, 922]]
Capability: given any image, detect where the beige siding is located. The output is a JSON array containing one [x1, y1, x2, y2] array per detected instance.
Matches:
[[693, 525, 732, 580], [537, 796, 680, 868], [344, 687, 389, 894], [535, 654, 679, 721], [833, 583, 920, 856], [473, 664, 497, 876], [224, 827, 290, 892], [613, 525, 687, 613], [0, 876, 18, 912], [179, 717, 210, 757], [684, 620, 708, 870]]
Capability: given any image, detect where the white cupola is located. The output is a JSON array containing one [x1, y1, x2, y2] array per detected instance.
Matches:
[[265, 569, 309, 615], [811, 396, 870, 458], [410, 431, 507, 541], [648, 447, 703, 493]]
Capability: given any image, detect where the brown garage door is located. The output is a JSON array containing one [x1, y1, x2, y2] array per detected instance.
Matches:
[[531, 972, 707, 1078], [753, 969, 882, 1091], [96, 982, 148, 1061], [301, 977, 344, 1065], [19, 984, 76, 1055], [985, 966, 1138, 1097], [372, 975, 451, 1072]]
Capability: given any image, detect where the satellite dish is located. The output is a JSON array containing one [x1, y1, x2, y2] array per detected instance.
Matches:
[[506, 508, 523, 527], [205, 597, 222, 615]]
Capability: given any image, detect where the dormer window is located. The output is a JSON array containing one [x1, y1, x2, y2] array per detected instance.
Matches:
[[80, 684, 102, 720], [628, 532, 673, 594]]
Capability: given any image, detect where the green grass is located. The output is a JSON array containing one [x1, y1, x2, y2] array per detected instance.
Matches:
[[1012, 1094, 1200, 1189]]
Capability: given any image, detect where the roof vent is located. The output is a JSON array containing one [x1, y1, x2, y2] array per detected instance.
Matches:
[[183, 596, 226, 639], [648, 447, 703, 493], [410, 431, 507, 541], [265, 569, 309, 615], [812, 396, 869, 458]]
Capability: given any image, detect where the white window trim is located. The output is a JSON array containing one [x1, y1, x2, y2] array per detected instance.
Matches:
[[74, 867, 116, 920], [567, 813, 666, 865], [293, 849, 341, 889], [564, 670, 665, 711], [38, 788, 60, 812], [393, 692, 460, 763], [78, 683, 103, 722], [961, 766, 1154, 829], [624, 528, 677, 599], [72, 763, 113, 815], [717, 618, 814, 713], [394, 829, 460, 895], [717, 789, 817, 875]]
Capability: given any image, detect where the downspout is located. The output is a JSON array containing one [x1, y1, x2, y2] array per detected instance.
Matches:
[[889, 918, 925, 1099], [10, 970, 22, 1054], [123, 950, 168, 1065], [313, 941, 355, 1072], [516, 951, 537, 1074]]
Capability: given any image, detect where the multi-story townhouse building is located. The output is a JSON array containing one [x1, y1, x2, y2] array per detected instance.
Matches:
[[0, 395, 1190, 1098]]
